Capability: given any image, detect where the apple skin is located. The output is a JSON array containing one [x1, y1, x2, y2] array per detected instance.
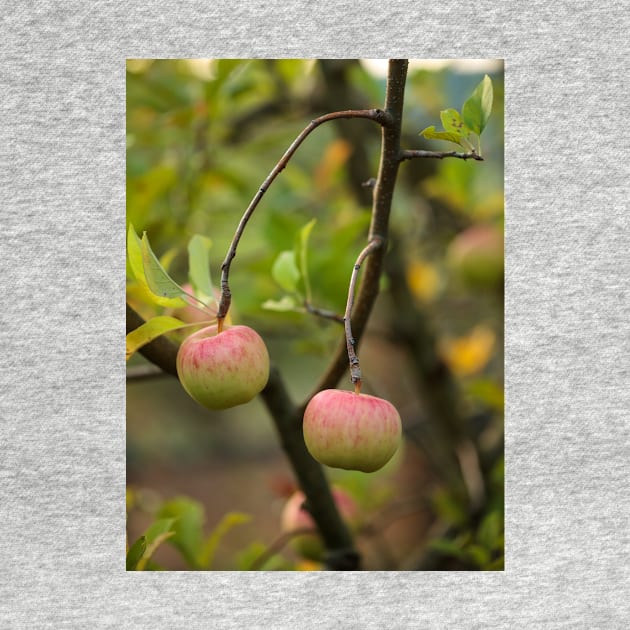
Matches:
[[176, 324, 270, 410], [281, 488, 358, 561], [447, 225, 504, 289], [303, 389, 402, 473]]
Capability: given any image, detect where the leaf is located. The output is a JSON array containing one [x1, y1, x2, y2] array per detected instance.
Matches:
[[187, 235, 214, 301], [199, 512, 251, 569], [477, 511, 503, 551], [295, 219, 316, 302], [427, 538, 469, 562], [125, 316, 190, 360], [126, 536, 147, 571], [135, 518, 177, 571], [440, 108, 470, 137], [158, 497, 205, 569], [261, 296, 299, 312], [127, 224, 186, 308], [462, 75, 493, 135], [140, 232, 187, 303], [271, 251, 301, 293], [419, 125, 465, 147]]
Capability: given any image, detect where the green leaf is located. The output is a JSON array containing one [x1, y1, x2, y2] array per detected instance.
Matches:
[[419, 125, 465, 147], [440, 108, 470, 137], [135, 518, 177, 571], [126, 316, 191, 360], [199, 512, 251, 569], [127, 224, 186, 308], [140, 232, 187, 304], [477, 511, 503, 551], [126, 535, 147, 571], [465, 543, 491, 568], [271, 251, 301, 293], [187, 235, 214, 301], [295, 218, 316, 302], [427, 538, 469, 562], [158, 497, 205, 569], [462, 75, 493, 135], [261, 296, 299, 312]]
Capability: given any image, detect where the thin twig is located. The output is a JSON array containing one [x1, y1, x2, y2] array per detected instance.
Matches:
[[306, 60, 409, 404], [216, 108, 392, 330], [304, 301, 345, 325], [343, 238, 383, 393], [399, 149, 483, 162]]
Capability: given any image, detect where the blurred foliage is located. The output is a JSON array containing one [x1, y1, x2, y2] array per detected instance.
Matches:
[[126, 59, 504, 570]]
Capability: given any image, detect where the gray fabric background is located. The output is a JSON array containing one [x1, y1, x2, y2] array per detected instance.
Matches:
[[1, 1, 629, 628]]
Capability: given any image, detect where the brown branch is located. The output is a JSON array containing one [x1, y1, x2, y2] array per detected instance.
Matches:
[[303, 301, 345, 325], [399, 149, 483, 162], [306, 59, 409, 405], [216, 108, 392, 329], [343, 238, 383, 392]]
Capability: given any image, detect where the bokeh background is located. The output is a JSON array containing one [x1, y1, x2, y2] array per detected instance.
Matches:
[[126, 59, 504, 570]]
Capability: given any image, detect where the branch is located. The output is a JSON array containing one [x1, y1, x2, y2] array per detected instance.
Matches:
[[307, 59, 409, 403], [343, 238, 383, 392], [399, 149, 483, 162], [217, 108, 392, 329], [304, 301, 345, 325]]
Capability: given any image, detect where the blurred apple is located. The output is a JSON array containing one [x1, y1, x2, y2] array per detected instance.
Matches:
[[447, 225, 504, 289], [281, 488, 358, 561]]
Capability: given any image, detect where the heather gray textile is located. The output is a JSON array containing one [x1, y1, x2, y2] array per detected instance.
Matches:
[[1, 2, 629, 628]]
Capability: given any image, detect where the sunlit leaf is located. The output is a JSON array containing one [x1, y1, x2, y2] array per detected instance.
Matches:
[[127, 224, 186, 308], [199, 512, 251, 569], [419, 125, 464, 146], [187, 235, 214, 301], [462, 75, 493, 135], [125, 316, 190, 360], [440, 108, 470, 137], [141, 232, 187, 304], [271, 251, 301, 293]]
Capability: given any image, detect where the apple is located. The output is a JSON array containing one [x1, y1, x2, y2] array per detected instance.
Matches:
[[176, 324, 270, 410], [447, 224, 504, 289], [303, 389, 402, 473], [281, 488, 358, 561]]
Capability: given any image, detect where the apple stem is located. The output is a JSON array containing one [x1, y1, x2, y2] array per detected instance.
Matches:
[[217, 317, 225, 334], [215, 109, 393, 324], [344, 238, 383, 389]]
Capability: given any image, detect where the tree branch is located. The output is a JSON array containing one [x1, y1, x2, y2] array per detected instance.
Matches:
[[216, 108, 392, 328], [307, 59, 409, 404], [399, 149, 483, 162]]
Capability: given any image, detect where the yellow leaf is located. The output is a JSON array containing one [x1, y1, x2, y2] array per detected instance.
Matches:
[[440, 325, 496, 377], [406, 259, 440, 302]]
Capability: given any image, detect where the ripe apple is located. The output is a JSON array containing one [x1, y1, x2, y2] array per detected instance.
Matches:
[[303, 389, 402, 473], [176, 324, 269, 410], [281, 488, 358, 561], [447, 224, 504, 289]]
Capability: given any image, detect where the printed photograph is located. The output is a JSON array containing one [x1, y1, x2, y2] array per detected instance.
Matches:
[[126, 59, 504, 570]]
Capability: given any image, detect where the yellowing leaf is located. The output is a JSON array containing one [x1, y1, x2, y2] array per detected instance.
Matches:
[[126, 315, 191, 360], [314, 139, 352, 192], [406, 259, 440, 302], [440, 326, 496, 377]]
